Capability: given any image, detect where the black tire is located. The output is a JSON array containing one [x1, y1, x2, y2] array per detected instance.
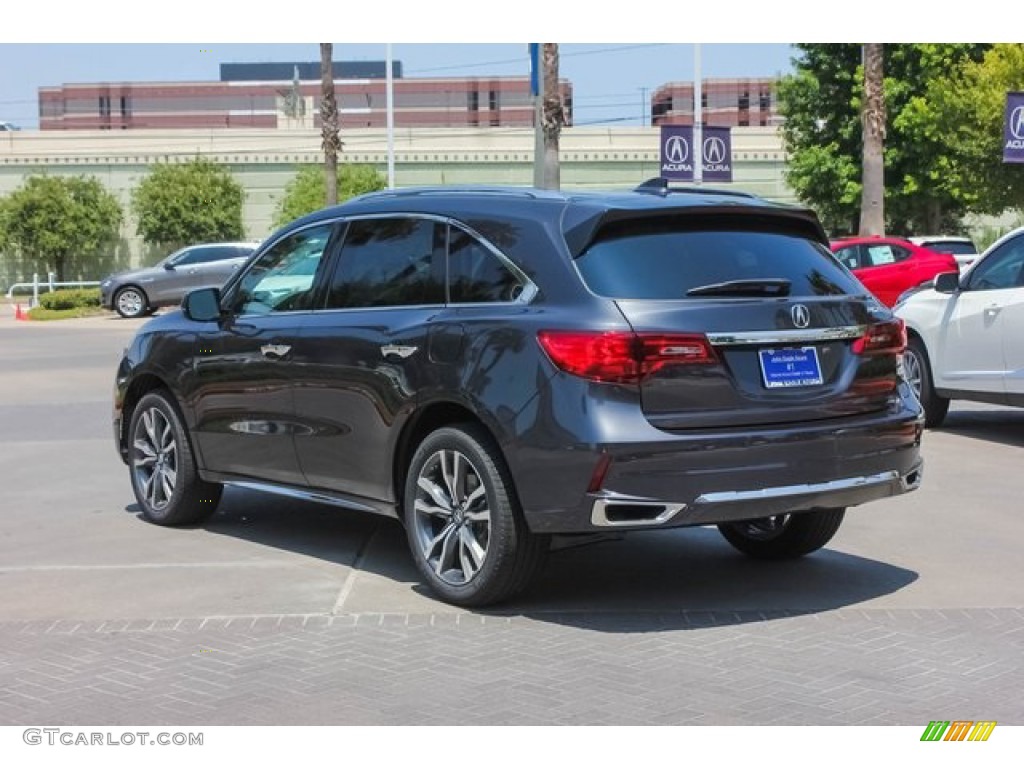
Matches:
[[403, 423, 548, 607], [128, 390, 222, 526], [904, 336, 949, 428], [717, 508, 846, 560], [114, 285, 150, 319]]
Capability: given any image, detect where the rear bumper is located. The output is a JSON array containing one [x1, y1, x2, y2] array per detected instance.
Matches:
[[507, 384, 924, 534], [588, 465, 922, 528]]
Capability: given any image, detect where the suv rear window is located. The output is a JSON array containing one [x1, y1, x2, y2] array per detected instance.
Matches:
[[922, 240, 976, 256], [577, 217, 864, 299]]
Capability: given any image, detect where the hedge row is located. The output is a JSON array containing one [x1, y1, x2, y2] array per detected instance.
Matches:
[[38, 288, 102, 310]]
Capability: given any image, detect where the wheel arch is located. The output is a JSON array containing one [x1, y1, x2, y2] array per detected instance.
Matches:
[[119, 373, 174, 455], [391, 400, 509, 522]]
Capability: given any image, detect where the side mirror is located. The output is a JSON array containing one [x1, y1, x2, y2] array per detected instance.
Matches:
[[164, 262, 176, 270], [183, 287, 222, 322], [933, 271, 960, 294]]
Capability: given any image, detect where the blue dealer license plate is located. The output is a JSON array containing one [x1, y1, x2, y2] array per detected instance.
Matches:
[[758, 347, 824, 389]]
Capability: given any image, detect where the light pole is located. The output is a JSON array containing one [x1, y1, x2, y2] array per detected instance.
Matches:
[[694, 43, 702, 185], [386, 43, 395, 189]]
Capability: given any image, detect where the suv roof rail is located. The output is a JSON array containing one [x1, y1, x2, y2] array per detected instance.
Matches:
[[633, 177, 757, 199], [358, 186, 548, 200]]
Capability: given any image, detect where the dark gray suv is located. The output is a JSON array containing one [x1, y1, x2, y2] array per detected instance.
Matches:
[[101, 242, 257, 318], [113, 182, 924, 606]]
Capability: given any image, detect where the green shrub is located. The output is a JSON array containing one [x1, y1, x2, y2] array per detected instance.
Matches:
[[38, 288, 101, 310]]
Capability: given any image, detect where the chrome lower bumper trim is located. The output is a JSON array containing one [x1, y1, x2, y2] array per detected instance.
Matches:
[[588, 466, 921, 529], [590, 496, 687, 527], [694, 470, 902, 505]]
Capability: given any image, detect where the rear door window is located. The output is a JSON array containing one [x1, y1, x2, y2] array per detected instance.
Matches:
[[326, 217, 446, 308], [576, 218, 864, 299]]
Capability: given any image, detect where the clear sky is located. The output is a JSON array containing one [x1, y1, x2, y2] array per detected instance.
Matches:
[[0, 43, 795, 130]]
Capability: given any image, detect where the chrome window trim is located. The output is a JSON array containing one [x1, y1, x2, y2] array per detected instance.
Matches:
[[225, 212, 540, 319], [706, 326, 866, 346], [320, 211, 538, 310]]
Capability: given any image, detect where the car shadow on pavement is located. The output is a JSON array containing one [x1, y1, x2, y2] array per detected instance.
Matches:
[[142, 486, 920, 632], [501, 527, 918, 632], [938, 408, 1024, 449]]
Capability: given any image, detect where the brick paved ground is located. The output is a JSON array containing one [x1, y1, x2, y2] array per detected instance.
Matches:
[[2, 314, 1023, 727], [1, 607, 1021, 725]]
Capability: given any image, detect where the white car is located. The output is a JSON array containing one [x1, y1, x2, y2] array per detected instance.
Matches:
[[907, 236, 979, 270], [896, 227, 1024, 426]]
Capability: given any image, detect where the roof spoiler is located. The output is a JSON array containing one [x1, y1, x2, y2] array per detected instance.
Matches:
[[634, 177, 757, 199]]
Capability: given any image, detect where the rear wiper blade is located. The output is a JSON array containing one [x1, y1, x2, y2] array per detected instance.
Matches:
[[685, 278, 791, 297]]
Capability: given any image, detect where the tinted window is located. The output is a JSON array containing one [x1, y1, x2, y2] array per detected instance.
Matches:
[[448, 228, 525, 303], [327, 218, 445, 308], [577, 219, 863, 299], [232, 225, 333, 314], [863, 243, 909, 267], [922, 240, 976, 256], [176, 246, 243, 266], [966, 236, 1024, 291], [834, 246, 862, 270]]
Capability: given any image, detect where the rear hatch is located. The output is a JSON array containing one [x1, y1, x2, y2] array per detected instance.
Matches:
[[573, 213, 904, 430]]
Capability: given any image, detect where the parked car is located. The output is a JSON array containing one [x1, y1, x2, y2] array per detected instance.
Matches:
[[831, 236, 959, 307], [113, 181, 924, 606], [101, 242, 257, 318], [908, 236, 979, 270], [896, 227, 1024, 427]]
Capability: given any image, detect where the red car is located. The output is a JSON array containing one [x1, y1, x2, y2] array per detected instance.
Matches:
[[830, 237, 959, 307]]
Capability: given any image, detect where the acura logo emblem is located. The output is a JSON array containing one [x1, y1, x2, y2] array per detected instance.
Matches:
[[703, 136, 727, 164], [664, 135, 689, 164], [1011, 106, 1024, 140], [791, 304, 811, 328]]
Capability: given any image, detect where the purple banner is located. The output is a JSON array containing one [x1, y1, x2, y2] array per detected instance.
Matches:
[[660, 125, 695, 180], [1004, 92, 1024, 163], [700, 126, 733, 182], [660, 125, 732, 182]]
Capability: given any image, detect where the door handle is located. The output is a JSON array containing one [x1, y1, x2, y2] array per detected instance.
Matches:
[[260, 344, 292, 360], [381, 344, 418, 359], [984, 305, 1001, 318]]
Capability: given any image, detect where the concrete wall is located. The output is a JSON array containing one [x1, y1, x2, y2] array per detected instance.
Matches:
[[0, 127, 791, 290]]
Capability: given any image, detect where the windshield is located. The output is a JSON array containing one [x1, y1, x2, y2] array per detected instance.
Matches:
[[577, 218, 864, 299]]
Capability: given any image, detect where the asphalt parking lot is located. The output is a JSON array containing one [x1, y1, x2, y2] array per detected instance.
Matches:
[[0, 309, 1022, 725]]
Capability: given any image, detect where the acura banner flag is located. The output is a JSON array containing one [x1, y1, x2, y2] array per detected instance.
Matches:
[[660, 125, 732, 181], [1003, 92, 1024, 163]]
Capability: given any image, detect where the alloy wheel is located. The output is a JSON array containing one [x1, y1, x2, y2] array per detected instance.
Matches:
[[902, 349, 923, 400], [411, 449, 491, 585], [117, 289, 144, 317], [131, 406, 178, 511]]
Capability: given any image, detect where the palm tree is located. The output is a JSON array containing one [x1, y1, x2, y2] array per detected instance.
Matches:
[[859, 43, 885, 236], [540, 43, 564, 190], [320, 43, 340, 206]]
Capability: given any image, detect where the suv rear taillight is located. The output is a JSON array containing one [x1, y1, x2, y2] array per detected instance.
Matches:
[[852, 319, 906, 356], [537, 330, 717, 384]]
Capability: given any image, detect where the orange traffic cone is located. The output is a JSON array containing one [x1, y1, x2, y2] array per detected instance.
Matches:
[[14, 303, 28, 321]]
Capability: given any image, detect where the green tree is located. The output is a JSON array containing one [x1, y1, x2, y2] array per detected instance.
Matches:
[[0, 174, 122, 282], [778, 44, 989, 235], [900, 43, 1024, 217], [133, 158, 244, 247], [273, 165, 386, 228]]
